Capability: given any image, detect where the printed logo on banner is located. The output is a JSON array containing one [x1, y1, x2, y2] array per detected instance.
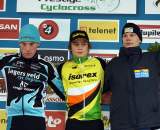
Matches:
[[153, 0, 160, 7], [0, 78, 6, 101], [17, 0, 136, 14], [140, 25, 160, 39], [39, 20, 59, 40], [45, 111, 66, 130], [0, 109, 7, 130], [127, 20, 160, 43], [38, 49, 69, 66], [145, 0, 160, 14], [29, 18, 70, 41], [102, 111, 110, 130], [0, 0, 6, 11], [0, 18, 20, 40], [78, 19, 119, 42]]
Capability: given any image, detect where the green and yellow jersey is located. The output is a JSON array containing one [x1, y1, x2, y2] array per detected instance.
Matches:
[[58, 57, 106, 120]]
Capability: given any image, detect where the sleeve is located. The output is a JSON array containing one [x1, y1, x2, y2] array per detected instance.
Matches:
[[48, 62, 65, 100], [96, 57, 110, 93], [104, 62, 111, 93], [0, 54, 9, 70], [156, 51, 160, 64]]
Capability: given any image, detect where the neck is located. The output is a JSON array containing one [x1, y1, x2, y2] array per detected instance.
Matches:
[[72, 55, 88, 64], [20, 52, 38, 63]]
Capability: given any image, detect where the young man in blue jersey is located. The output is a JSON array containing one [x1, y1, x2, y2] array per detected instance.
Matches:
[[0, 24, 64, 130]]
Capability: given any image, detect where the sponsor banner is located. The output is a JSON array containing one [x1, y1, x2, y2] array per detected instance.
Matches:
[[0, 48, 19, 54], [0, 0, 6, 11], [0, 78, 6, 101], [78, 19, 119, 42], [29, 18, 70, 41], [0, 18, 21, 40], [38, 49, 69, 66], [0, 109, 7, 130], [145, 0, 160, 14], [45, 110, 66, 130], [17, 0, 136, 14], [102, 111, 110, 130], [89, 49, 119, 63], [127, 20, 160, 43], [38, 49, 69, 102]]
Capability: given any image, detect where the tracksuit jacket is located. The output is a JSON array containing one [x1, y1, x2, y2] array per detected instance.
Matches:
[[105, 47, 160, 130], [0, 53, 64, 117]]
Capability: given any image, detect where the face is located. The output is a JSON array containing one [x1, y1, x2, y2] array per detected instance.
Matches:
[[20, 42, 39, 59], [71, 38, 89, 57], [123, 32, 141, 48]]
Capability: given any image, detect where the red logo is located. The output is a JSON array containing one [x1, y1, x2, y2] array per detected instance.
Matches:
[[39, 20, 59, 40], [45, 111, 66, 130], [0, 18, 20, 39], [0, 0, 4, 11]]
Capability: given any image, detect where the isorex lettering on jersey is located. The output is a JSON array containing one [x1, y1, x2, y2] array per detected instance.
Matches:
[[68, 72, 97, 80]]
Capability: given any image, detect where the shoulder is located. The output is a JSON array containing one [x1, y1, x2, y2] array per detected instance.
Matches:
[[38, 56, 57, 70], [92, 57, 106, 70], [142, 51, 157, 59], [1, 53, 19, 61]]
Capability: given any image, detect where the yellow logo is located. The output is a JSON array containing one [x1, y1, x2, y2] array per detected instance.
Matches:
[[78, 20, 119, 42], [0, 109, 7, 130]]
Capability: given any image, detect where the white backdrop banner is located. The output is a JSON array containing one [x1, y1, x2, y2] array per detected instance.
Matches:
[[17, 0, 136, 14], [29, 18, 70, 41], [145, 0, 160, 14]]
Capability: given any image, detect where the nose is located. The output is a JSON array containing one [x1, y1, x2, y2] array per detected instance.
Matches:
[[25, 44, 31, 51]]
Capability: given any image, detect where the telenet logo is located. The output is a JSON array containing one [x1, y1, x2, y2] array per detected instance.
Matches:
[[79, 20, 119, 42]]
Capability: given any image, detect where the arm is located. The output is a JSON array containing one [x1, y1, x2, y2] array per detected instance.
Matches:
[[48, 63, 65, 100], [0, 54, 7, 70], [96, 57, 111, 93]]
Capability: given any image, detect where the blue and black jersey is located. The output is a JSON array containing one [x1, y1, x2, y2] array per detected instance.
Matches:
[[0, 53, 64, 117]]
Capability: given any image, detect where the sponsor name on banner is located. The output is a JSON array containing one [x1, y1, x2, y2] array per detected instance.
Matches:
[[128, 20, 160, 43], [45, 110, 66, 130], [102, 111, 110, 130], [78, 19, 119, 42], [38, 49, 69, 66], [0, 0, 6, 11], [17, 0, 136, 14], [29, 18, 70, 41], [0, 109, 7, 130], [0, 78, 6, 101], [0, 18, 21, 40], [145, 0, 160, 14]]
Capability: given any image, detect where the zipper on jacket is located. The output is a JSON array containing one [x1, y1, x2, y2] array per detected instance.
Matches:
[[22, 82, 24, 115]]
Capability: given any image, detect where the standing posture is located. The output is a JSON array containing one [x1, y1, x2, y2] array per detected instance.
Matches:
[[57, 30, 106, 130], [105, 23, 160, 130], [0, 24, 64, 130]]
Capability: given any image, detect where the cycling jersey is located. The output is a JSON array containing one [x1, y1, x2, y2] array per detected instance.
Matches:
[[58, 57, 106, 120], [0, 53, 64, 117]]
